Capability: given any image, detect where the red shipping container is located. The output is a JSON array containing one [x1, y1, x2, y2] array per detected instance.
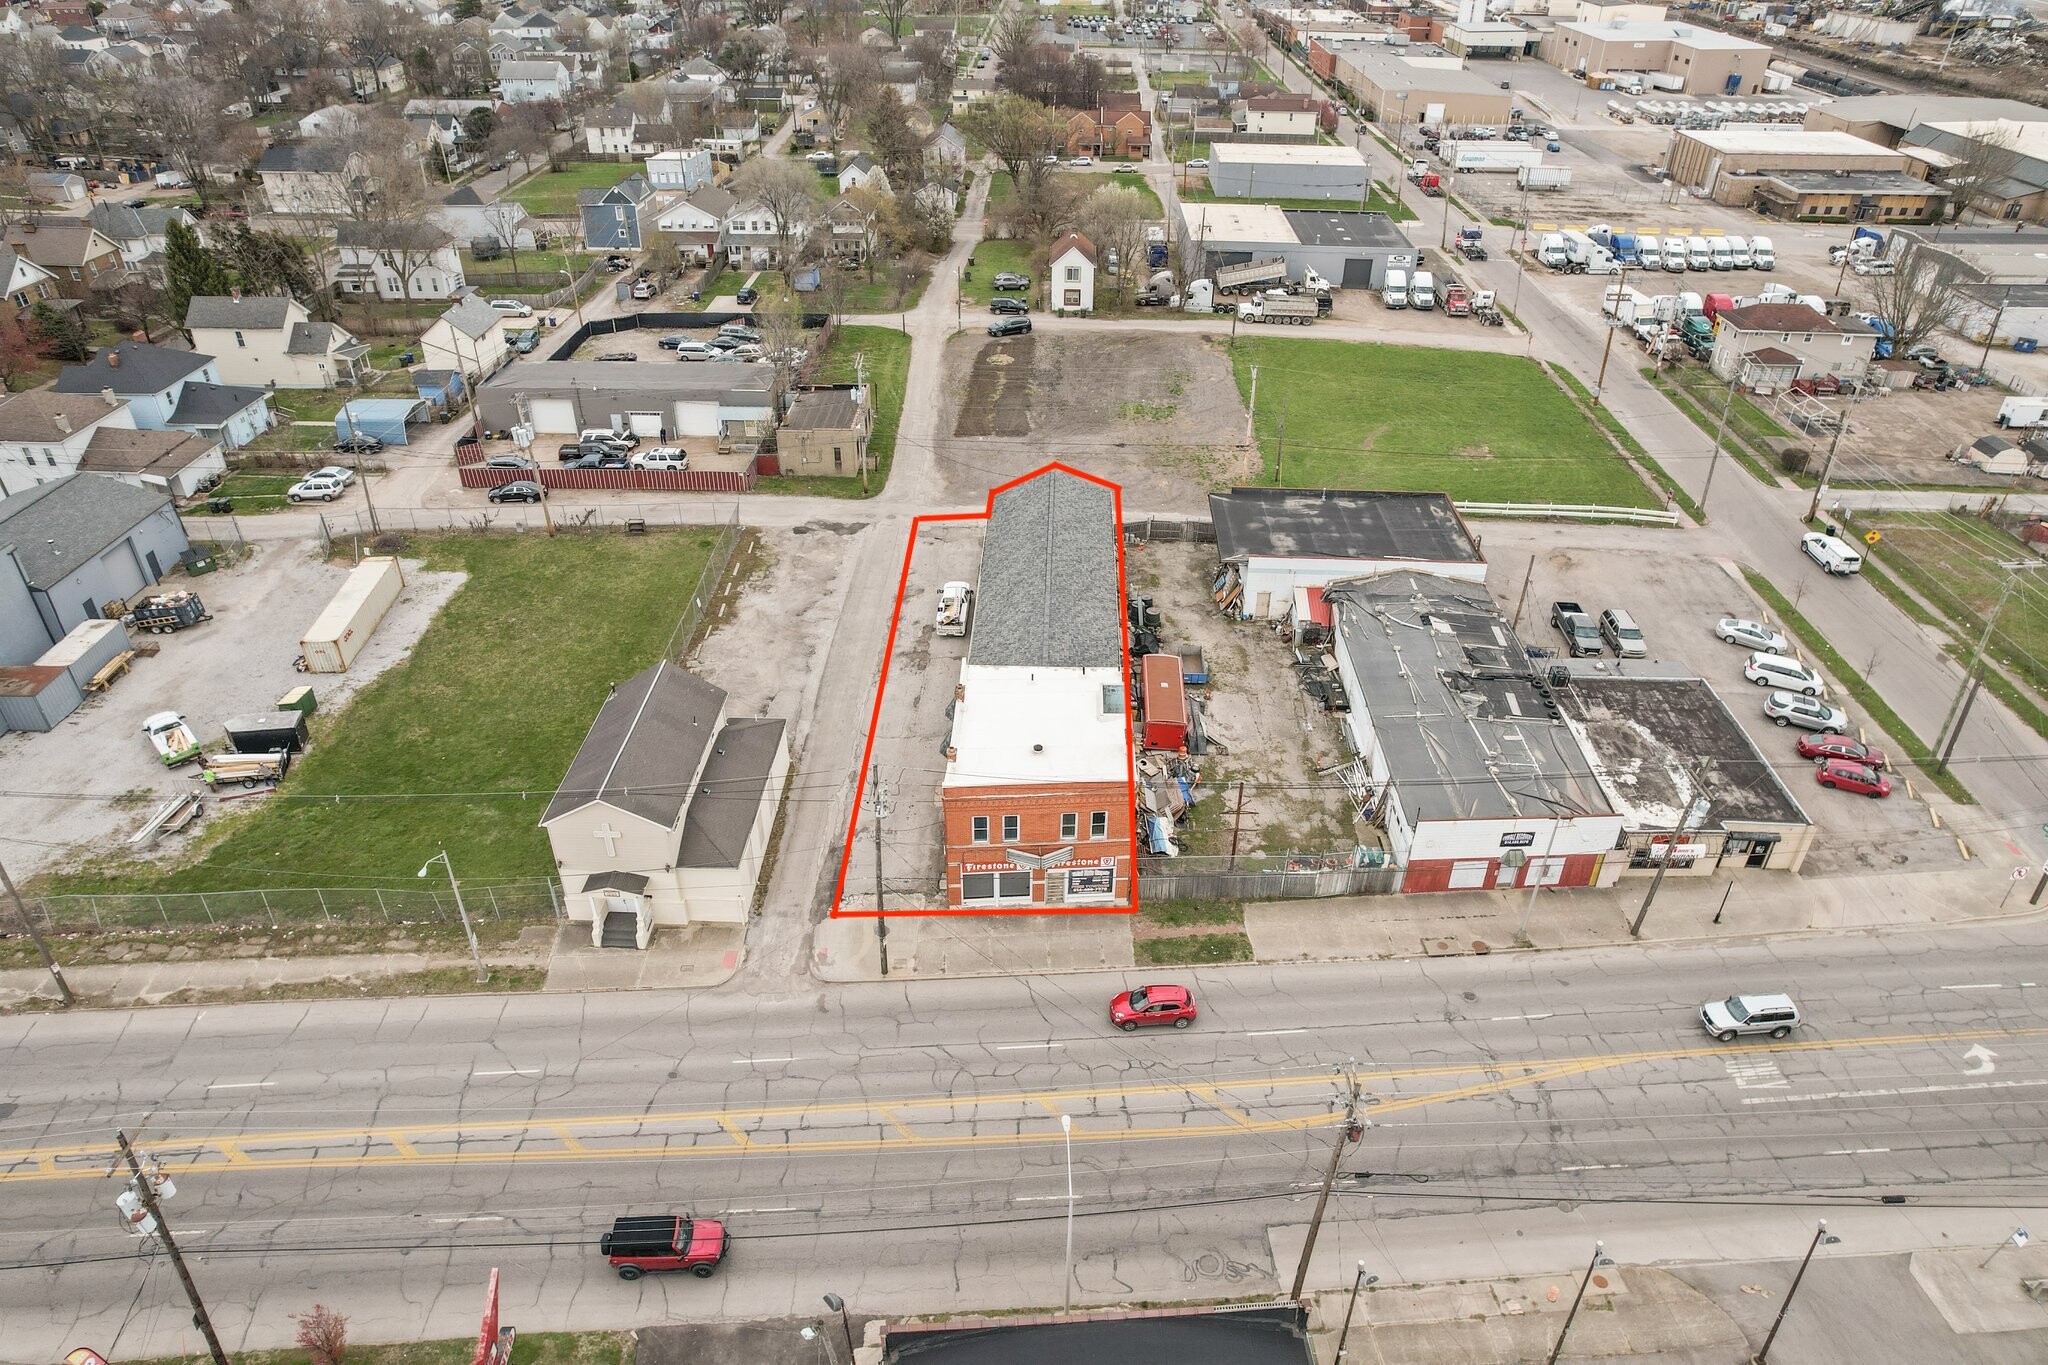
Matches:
[[1142, 653, 1187, 752]]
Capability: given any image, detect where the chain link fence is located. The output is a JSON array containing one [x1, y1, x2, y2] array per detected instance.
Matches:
[[1138, 853, 1399, 901], [25, 882, 564, 934]]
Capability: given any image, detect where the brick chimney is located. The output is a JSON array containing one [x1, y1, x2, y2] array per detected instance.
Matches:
[[230, 286, 241, 302], [106, 347, 120, 369]]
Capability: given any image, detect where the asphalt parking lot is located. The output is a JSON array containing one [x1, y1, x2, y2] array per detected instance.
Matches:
[[1482, 529, 1961, 878]]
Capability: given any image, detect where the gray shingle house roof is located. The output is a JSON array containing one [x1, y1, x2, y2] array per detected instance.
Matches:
[[437, 295, 504, 340], [675, 717, 786, 867], [184, 294, 295, 330], [258, 142, 356, 173], [53, 341, 210, 396], [969, 469, 1121, 670], [0, 474, 174, 590], [288, 322, 364, 356], [86, 202, 190, 242], [543, 660, 726, 827], [577, 174, 653, 208], [168, 382, 267, 426]]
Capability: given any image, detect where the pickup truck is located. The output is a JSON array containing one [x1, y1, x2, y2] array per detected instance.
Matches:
[[1550, 601, 1603, 657], [936, 581, 974, 636], [142, 711, 203, 768], [601, 1214, 728, 1281]]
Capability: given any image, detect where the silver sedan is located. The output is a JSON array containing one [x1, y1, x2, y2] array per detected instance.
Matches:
[[1716, 617, 1789, 653]]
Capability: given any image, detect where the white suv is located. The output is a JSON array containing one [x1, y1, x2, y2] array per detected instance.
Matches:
[[1744, 651, 1823, 696], [630, 447, 689, 470], [287, 474, 349, 502], [1701, 993, 1801, 1041]]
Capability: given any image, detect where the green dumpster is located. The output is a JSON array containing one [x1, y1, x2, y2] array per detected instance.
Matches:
[[275, 686, 317, 717]]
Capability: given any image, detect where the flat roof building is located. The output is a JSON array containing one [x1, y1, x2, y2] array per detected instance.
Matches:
[[1179, 202, 1417, 291], [1309, 37, 1515, 128], [1751, 170, 1949, 224], [1210, 487, 1484, 621], [476, 362, 773, 441], [1543, 19, 1769, 95], [1663, 127, 1917, 202], [1208, 142, 1370, 201], [1805, 94, 2048, 148]]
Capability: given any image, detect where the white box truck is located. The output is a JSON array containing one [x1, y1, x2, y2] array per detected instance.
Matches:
[[299, 555, 404, 674]]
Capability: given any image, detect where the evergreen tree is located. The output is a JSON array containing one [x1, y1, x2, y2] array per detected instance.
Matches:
[[31, 302, 90, 363], [165, 218, 230, 331]]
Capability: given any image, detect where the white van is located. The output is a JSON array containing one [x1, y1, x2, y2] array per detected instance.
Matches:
[[1749, 235, 1776, 270], [1686, 236, 1713, 270], [1382, 268, 1409, 309], [1709, 237, 1734, 270], [1801, 531, 1863, 576], [1637, 234, 1662, 270], [1728, 235, 1753, 268]]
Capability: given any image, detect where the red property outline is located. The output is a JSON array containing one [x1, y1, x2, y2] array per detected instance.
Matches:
[[829, 462, 1141, 919]]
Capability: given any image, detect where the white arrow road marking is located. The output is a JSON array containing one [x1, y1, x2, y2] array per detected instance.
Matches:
[[1964, 1044, 1998, 1075]]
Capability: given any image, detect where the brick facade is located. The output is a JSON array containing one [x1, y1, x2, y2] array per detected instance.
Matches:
[[941, 779, 1131, 908]]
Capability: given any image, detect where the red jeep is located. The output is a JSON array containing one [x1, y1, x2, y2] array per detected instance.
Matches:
[[601, 1215, 728, 1281]]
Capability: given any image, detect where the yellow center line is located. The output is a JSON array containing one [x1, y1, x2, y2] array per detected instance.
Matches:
[[547, 1128, 584, 1153], [1036, 1097, 1066, 1117], [214, 1141, 252, 1167], [1188, 1085, 1258, 1129], [717, 1118, 752, 1149], [882, 1109, 925, 1144], [386, 1134, 421, 1159]]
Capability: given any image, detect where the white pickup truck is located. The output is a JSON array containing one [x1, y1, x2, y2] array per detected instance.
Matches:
[[936, 581, 974, 637], [141, 711, 203, 768]]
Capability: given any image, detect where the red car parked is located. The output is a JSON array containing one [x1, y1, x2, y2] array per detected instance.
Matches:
[[1110, 983, 1197, 1032], [600, 1214, 728, 1280], [1816, 757, 1891, 798], [1797, 732, 1889, 770]]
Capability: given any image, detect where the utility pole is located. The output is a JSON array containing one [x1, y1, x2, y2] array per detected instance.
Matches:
[[1333, 1260, 1380, 1362], [1803, 416, 1850, 524], [1, 857, 72, 1006], [1593, 264, 1630, 403], [857, 353, 870, 494], [870, 762, 889, 976], [1699, 364, 1744, 514], [1934, 560, 2042, 771], [1289, 1059, 1365, 1302], [1274, 392, 1287, 485], [1980, 285, 2013, 370], [1631, 760, 1710, 939], [1227, 781, 1254, 870], [116, 1131, 230, 1365], [1511, 552, 1537, 633]]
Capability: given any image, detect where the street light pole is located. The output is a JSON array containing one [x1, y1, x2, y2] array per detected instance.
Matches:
[[1060, 1112, 1075, 1313], [418, 848, 486, 982], [1546, 1241, 1615, 1365], [822, 1294, 856, 1365], [1333, 1260, 1380, 1362], [1753, 1221, 1840, 1364]]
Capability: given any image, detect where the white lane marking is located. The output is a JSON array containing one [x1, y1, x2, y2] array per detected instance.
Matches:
[[1725, 1058, 1788, 1090], [1963, 1044, 1999, 1075], [205, 1082, 273, 1090], [1012, 1195, 1077, 1203], [1745, 1078, 2048, 1106], [1942, 983, 2005, 991], [1561, 1164, 1628, 1172], [434, 1215, 507, 1224], [1247, 1028, 1308, 1037], [1827, 1148, 1891, 1155], [731, 1057, 800, 1065], [1488, 1013, 1554, 1022], [993, 1042, 1063, 1051], [472, 1069, 537, 1077], [724, 1206, 822, 1215]]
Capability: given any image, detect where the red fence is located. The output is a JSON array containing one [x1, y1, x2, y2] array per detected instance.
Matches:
[[456, 463, 758, 493]]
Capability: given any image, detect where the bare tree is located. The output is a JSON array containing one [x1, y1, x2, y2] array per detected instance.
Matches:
[[1860, 246, 1968, 358], [960, 94, 1063, 196], [756, 290, 806, 402], [873, 0, 912, 49], [125, 76, 257, 209], [730, 157, 824, 268], [332, 118, 451, 324], [292, 1305, 348, 1365], [1076, 184, 1149, 306], [1934, 122, 2026, 224], [813, 43, 882, 150]]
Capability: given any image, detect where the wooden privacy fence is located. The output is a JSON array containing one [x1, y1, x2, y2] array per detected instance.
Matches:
[[456, 462, 758, 493]]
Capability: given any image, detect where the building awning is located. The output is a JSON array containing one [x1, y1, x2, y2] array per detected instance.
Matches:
[[581, 870, 650, 894]]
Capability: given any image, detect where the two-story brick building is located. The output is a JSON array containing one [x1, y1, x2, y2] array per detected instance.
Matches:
[[1063, 98, 1152, 159], [940, 467, 1134, 911]]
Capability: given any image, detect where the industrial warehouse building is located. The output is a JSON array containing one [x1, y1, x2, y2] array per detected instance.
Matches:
[[476, 362, 774, 442], [940, 467, 1133, 911], [1209, 487, 1484, 621], [1543, 19, 1769, 95], [1309, 38, 1515, 129], [1178, 202, 1416, 290], [1663, 128, 1926, 203], [1207, 143, 1370, 202]]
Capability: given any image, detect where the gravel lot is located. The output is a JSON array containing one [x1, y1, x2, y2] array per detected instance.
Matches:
[[690, 522, 868, 726], [2, 541, 465, 881]]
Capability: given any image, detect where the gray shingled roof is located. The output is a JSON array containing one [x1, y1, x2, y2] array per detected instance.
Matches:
[[168, 382, 267, 426], [675, 718, 785, 867], [258, 142, 356, 173], [968, 469, 1121, 670], [86, 202, 189, 241], [77, 427, 219, 476], [185, 295, 295, 331], [54, 341, 211, 397], [0, 474, 175, 590], [0, 391, 125, 442], [288, 321, 364, 356], [542, 661, 727, 827], [437, 295, 504, 340]]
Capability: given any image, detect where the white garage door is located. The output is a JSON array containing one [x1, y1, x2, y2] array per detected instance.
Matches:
[[529, 398, 578, 435], [672, 402, 719, 438], [626, 411, 665, 439]]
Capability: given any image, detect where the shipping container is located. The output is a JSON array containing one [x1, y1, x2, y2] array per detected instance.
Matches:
[[0, 664, 85, 733], [300, 556, 405, 674], [223, 710, 310, 755], [1140, 653, 1188, 753], [35, 618, 133, 692]]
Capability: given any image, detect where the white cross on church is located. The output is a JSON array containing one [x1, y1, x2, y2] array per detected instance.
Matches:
[[593, 823, 622, 857]]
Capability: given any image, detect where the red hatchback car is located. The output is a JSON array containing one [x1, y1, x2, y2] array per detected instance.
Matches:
[[1816, 757, 1891, 798], [1797, 732, 1889, 770], [1110, 984, 1198, 1031]]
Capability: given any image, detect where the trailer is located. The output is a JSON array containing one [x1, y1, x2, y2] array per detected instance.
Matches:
[[1516, 165, 1573, 191], [198, 750, 291, 790], [1214, 257, 1288, 295], [299, 555, 404, 674], [223, 709, 310, 755], [128, 591, 211, 635], [1443, 141, 1542, 173], [1140, 654, 1188, 753]]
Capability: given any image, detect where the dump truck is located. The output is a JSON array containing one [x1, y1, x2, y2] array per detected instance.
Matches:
[[936, 581, 974, 636], [1236, 294, 1316, 324], [129, 591, 211, 634], [141, 711, 203, 768], [1444, 284, 1472, 317], [1214, 257, 1288, 296]]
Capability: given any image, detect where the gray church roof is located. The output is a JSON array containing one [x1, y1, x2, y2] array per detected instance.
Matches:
[[543, 660, 726, 827]]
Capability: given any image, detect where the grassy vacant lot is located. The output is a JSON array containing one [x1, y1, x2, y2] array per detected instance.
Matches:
[[1857, 510, 2048, 697], [207, 472, 298, 511], [505, 162, 632, 216], [460, 249, 591, 278], [52, 532, 719, 893], [758, 324, 909, 497], [136, 1332, 632, 1365], [962, 239, 1035, 306], [699, 266, 926, 313], [1228, 338, 1658, 506]]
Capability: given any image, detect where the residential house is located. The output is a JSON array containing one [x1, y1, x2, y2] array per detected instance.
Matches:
[[1048, 232, 1096, 314], [334, 221, 467, 301], [504, 9, 557, 43], [184, 292, 370, 389], [0, 475, 192, 665], [437, 187, 537, 251], [53, 341, 272, 450], [926, 121, 968, 176], [646, 146, 715, 193], [1710, 303, 1880, 385], [586, 105, 661, 158], [822, 196, 878, 263], [85, 202, 202, 272], [0, 246, 59, 325], [676, 55, 725, 85], [656, 185, 734, 264], [699, 111, 762, 158], [540, 659, 790, 943], [560, 48, 607, 88], [579, 175, 663, 252], [722, 196, 809, 266], [1063, 103, 1152, 159], [498, 59, 571, 104], [55, 24, 108, 51], [837, 154, 890, 195], [256, 142, 367, 216], [297, 103, 360, 139], [1237, 93, 1320, 140], [2, 219, 125, 302], [417, 294, 512, 383], [347, 51, 408, 98], [776, 387, 870, 478]]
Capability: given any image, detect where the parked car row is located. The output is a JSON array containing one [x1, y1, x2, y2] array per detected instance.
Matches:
[[1549, 601, 1646, 658]]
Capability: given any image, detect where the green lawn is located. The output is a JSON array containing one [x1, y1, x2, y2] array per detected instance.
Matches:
[[1227, 338, 1659, 507], [1855, 511, 2048, 703], [504, 162, 636, 216], [205, 472, 298, 512], [962, 239, 1035, 306], [704, 266, 926, 313], [758, 324, 909, 497], [1151, 70, 1218, 89], [987, 171, 1016, 213], [460, 249, 592, 278], [1179, 180, 1415, 221], [1095, 169, 1164, 216], [49, 532, 722, 893], [136, 1332, 631, 1365]]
